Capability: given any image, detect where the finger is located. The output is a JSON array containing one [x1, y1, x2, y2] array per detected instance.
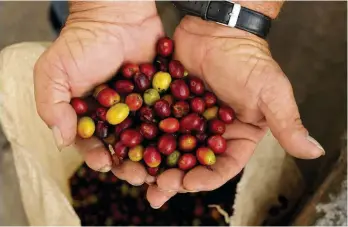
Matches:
[[156, 168, 186, 192], [183, 139, 255, 191], [112, 160, 147, 186], [259, 72, 325, 159], [145, 175, 156, 185], [34, 52, 76, 149], [223, 120, 266, 143], [146, 184, 176, 209], [75, 136, 113, 172]]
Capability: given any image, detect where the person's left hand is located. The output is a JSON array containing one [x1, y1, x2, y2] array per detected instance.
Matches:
[[145, 16, 324, 208]]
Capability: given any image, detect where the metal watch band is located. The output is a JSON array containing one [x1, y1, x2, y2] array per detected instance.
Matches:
[[172, 1, 272, 39]]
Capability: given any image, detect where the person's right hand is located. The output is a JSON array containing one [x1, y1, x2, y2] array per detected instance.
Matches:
[[34, 2, 163, 185]]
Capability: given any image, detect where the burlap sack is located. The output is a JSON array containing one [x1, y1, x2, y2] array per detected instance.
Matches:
[[0, 3, 305, 225]]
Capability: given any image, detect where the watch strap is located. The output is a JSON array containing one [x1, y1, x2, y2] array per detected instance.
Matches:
[[172, 1, 272, 39]]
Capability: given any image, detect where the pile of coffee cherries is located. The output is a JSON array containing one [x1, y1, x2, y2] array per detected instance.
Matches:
[[71, 37, 235, 176]]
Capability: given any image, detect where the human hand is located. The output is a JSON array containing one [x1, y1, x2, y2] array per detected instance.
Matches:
[[34, 2, 163, 184], [146, 16, 324, 208]]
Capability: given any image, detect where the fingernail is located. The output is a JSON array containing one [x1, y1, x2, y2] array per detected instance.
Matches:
[[150, 204, 161, 209], [52, 126, 63, 150], [98, 164, 112, 173], [186, 190, 198, 193], [131, 182, 143, 186], [307, 136, 325, 155]]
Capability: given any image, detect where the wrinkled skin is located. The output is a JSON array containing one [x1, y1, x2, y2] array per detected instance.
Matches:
[[34, 3, 324, 209]]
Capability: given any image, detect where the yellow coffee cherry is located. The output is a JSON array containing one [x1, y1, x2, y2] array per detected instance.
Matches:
[[203, 106, 219, 120], [106, 103, 130, 125], [152, 71, 172, 93], [128, 145, 144, 162], [77, 117, 95, 139], [184, 70, 189, 77], [143, 88, 160, 106]]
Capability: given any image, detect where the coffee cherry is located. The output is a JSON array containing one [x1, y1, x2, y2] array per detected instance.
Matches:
[[178, 134, 197, 152], [178, 153, 197, 171], [114, 141, 128, 159], [122, 63, 139, 79], [144, 146, 162, 168], [207, 135, 227, 154], [157, 134, 177, 155], [152, 72, 172, 93], [179, 113, 201, 133], [106, 103, 130, 125], [162, 94, 174, 107], [166, 150, 181, 167], [97, 88, 120, 107], [140, 122, 158, 140], [208, 119, 226, 135], [71, 98, 88, 115], [90, 112, 98, 121], [147, 167, 159, 176], [203, 92, 217, 108], [154, 99, 171, 119], [125, 93, 143, 111], [172, 101, 190, 118], [196, 147, 216, 166], [139, 106, 155, 122], [93, 84, 108, 98], [128, 145, 144, 162], [113, 80, 134, 94], [120, 129, 143, 147], [154, 56, 169, 72], [77, 117, 95, 139], [159, 118, 180, 133], [196, 133, 208, 144], [169, 60, 184, 79], [170, 79, 190, 100], [144, 88, 160, 106], [218, 105, 235, 123], [190, 97, 206, 114], [96, 107, 107, 121], [96, 121, 108, 139], [156, 37, 174, 57], [196, 118, 207, 133], [134, 72, 151, 92], [114, 117, 133, 137], [140, 63, 156, 80], [188, 76, 205, 95], [203, 106, 218, 120]]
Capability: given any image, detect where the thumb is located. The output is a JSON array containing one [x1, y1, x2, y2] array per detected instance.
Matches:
[[34, 50, 77, 149], [259, 72, 325, 159]]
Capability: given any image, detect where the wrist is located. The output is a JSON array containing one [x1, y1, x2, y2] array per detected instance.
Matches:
[[68, 1, 158, 24], [235, 1, 284, 19], [179, 16, 268, 44]]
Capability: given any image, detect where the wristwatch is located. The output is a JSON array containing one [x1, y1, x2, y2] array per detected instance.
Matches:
[[172, 1, 272, 39]]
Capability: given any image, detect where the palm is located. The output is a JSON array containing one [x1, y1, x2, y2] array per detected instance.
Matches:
[[148, 17, 285, 204]]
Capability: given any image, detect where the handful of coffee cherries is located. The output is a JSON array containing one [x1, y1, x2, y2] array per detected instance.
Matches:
[[71, 37, 235, 177]]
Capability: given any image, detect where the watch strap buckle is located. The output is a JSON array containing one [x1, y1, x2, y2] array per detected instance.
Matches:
[[227, 2, 241, 27]]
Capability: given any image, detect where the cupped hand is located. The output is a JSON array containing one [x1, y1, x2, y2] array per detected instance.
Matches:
[[34, 2, 163, 185], [146, 16, 325, 208]]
